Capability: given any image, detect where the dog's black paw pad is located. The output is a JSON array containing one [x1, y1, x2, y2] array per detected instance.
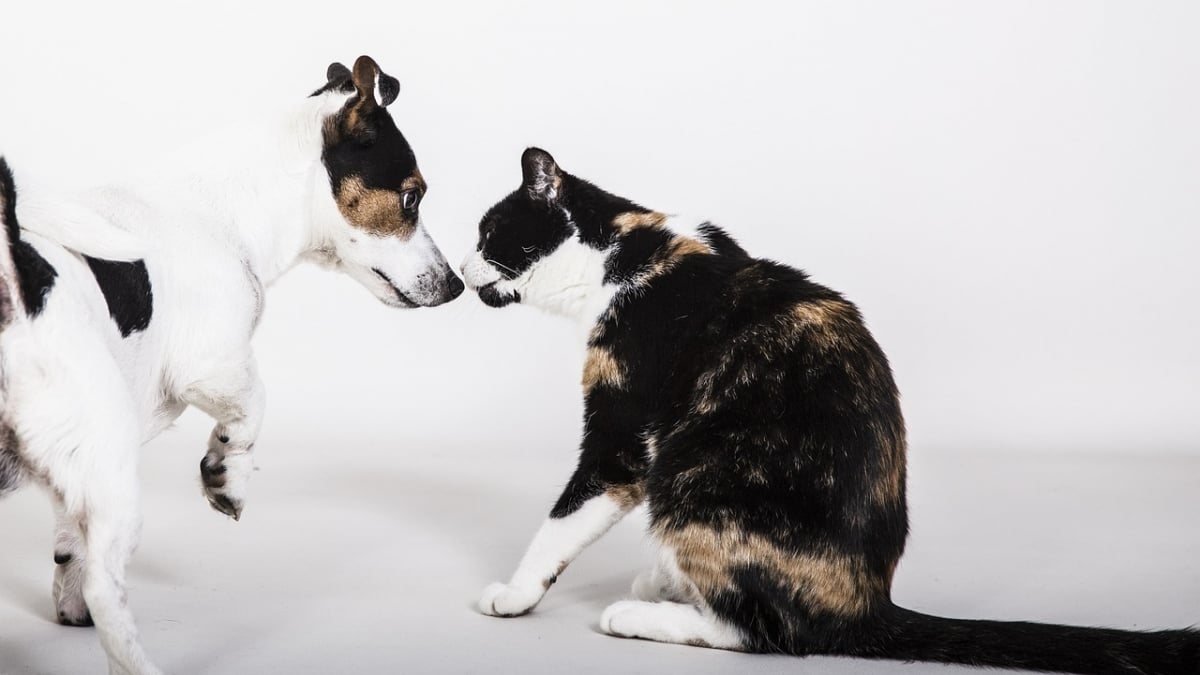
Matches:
[[57, 610, 94, 627], [200, 454, 228, 487]]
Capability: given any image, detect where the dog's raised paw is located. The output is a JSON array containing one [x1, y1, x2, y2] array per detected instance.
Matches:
[[200, 451, 251, 520]]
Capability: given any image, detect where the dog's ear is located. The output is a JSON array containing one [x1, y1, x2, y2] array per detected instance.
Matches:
[[349, 55, 399, 108], [341, 56, 386, 144], [326, 62, 351, 83], [521, 147, 563, 203]]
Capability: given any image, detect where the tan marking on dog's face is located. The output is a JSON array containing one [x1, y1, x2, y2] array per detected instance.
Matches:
[[334, 175, 419, 239], [656, 523, 880, 618], [612, 210, 667, 234], [606, 483, 646, 510], [583, 346, 625, 393]]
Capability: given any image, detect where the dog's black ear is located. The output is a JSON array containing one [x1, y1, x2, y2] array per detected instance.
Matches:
[[521, 147, 562, 202], [326, 62, 352, 83], [377, 73, 400, 107]]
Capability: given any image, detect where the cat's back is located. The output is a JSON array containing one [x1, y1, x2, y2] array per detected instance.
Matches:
[[649, 248, 907, 545]]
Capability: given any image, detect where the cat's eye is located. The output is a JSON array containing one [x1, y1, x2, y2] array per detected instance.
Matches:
[[401, 189, 421, 212]]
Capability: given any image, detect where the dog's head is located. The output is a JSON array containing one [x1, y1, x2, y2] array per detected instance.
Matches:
[[310, 56, 462, 308], [461, 148, 642, 320]]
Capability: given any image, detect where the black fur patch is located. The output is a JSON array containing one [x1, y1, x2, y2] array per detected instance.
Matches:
[[2, 159, 57, 318], [84, 257, 152, 337], [12, 240, 56, 317]]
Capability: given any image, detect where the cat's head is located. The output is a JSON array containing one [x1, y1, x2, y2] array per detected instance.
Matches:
[[461, 148, 665, 320]]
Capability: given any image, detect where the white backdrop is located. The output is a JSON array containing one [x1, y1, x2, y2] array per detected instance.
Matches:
[[3, 1, 1196, 457], [1, 3, 1198, 674]]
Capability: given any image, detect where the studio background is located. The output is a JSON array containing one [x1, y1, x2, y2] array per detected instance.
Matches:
[[1, 2, 1196, 674]]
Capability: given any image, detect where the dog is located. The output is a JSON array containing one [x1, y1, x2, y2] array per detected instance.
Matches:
[[0, 55, 462, 675]]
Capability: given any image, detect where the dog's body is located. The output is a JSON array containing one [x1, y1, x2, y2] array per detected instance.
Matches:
[[0, 56, 461, 675]]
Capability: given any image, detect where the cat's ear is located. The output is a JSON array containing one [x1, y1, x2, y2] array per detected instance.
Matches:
[[521, 147, 562, 202]]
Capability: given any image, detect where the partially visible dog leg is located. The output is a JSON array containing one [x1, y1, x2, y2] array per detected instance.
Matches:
[[28, 394, 162, 673], [52, 498, 92, 626], [182, 355, 265, 520], [75, 461, 162, 675]]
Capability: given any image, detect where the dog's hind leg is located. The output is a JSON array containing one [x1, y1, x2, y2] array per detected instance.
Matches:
[[30, 416, 161, 674], [181, 353, 265, 520], [74, 457, 162, 675], [52, 497, 92, 626]]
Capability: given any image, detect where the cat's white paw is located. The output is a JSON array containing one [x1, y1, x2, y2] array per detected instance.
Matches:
[[600, 599, 650, 637], [478, 582, 543, 617]]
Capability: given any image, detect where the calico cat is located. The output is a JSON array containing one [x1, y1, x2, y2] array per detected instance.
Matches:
[[460, 147, 1199, 674]]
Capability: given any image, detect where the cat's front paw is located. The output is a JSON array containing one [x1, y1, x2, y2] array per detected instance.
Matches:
[[478, 582, 543, 617], [200, 450, 253, 521]]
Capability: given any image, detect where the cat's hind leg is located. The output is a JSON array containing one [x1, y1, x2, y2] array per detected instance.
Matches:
[[631, 547, 697, 603], [599, 600, 745, 651], [605, 545, 745, 650]]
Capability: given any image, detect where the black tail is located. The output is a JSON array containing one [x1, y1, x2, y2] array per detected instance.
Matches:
[[851, 604, 1200, 674]]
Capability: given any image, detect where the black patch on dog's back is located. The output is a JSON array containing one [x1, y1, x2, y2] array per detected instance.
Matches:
[[12, 240, 56, 317], [84, 257, 153, 337], [2, 159, 57, 318]]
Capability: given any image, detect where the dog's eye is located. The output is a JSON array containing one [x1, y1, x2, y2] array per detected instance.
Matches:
[[521, 245, 536, 254], [401, 190, 421, 212]]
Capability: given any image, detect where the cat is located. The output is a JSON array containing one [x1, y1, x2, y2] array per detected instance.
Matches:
[[459, 147, 1198, 674]]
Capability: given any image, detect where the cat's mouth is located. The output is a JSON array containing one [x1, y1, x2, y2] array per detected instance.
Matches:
[[477, 282, 520, 308]]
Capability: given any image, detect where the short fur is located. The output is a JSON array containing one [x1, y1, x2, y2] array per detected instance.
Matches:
[[462, 148, 1199, 674], [0, 56, 461, 675]]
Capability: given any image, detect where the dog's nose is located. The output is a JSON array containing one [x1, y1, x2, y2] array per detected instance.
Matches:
[[447, 273, 465, 300]]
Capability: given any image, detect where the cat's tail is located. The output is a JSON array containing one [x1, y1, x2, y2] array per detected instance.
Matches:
[[847, 603, 1200, 674]]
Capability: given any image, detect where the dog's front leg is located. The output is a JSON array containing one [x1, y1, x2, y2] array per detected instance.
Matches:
[[183, 356, 265, 520]]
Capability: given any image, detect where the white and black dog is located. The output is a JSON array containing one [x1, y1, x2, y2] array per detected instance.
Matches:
[[0, 55, 461, 675]]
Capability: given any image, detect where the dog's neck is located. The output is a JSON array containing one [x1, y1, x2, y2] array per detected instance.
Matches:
[[114, 92, 348, 287]]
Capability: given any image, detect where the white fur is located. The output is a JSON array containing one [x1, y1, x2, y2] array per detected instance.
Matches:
[[478, 492, 630, 617], [461, 234, 617, 331], [1, 84, 452, 675], [600, 600, 745, 650]]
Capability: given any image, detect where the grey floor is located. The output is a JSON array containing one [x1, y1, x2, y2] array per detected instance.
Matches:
[[0, 417, 1196, 674]]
